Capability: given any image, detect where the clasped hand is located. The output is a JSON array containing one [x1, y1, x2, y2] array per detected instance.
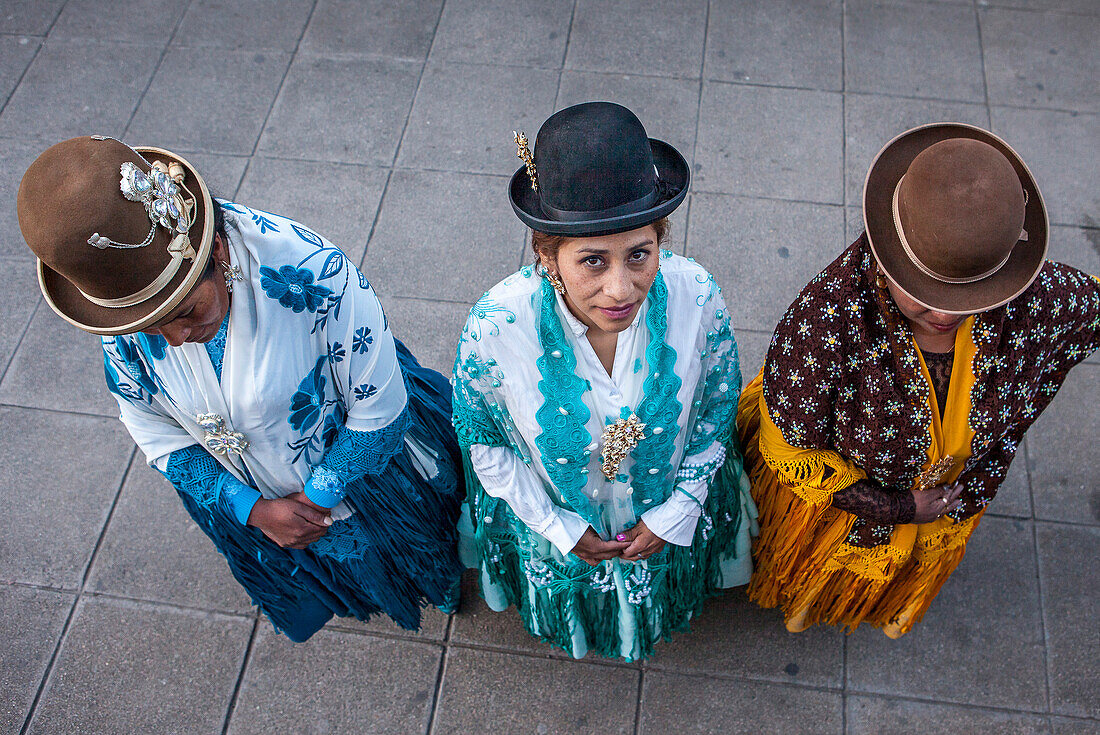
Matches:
[[247, 491, 333, 549], [569, 522, 666, 566]]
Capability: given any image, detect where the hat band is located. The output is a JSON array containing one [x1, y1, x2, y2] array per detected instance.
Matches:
[[77, 233, 196, 309], [892, 176, 1014, 285], [540, 185, 660, 223]]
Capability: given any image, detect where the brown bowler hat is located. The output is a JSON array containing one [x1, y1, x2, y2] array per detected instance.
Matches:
[[18, 136, 214, 335], [863, 123, 1047, 315]]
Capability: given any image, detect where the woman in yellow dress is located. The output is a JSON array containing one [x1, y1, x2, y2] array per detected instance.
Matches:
[[738, 123, 1099, 637]]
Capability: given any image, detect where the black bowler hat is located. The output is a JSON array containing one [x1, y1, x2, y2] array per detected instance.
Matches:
[[509, 102, 689, 237]]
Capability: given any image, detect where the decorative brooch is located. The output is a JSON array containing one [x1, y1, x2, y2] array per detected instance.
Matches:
[[600, 414, 647, 481], [917, 455, 954, 491], [88, 159, 193, 250], [513, 130, 538, 192], [197, 413, 250, 457]]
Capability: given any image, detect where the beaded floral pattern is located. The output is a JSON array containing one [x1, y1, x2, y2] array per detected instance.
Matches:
[[763, 236, 1099, 548]]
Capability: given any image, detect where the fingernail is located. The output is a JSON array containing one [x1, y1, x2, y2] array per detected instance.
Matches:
[[323, 517, 333, 526], [616, 533, 627, 542]]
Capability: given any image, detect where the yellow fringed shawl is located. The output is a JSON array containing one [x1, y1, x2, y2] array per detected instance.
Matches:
[[741, 318, 987, 637]]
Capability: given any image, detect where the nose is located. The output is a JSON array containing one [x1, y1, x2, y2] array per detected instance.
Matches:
[[604, 265, 633, 302]]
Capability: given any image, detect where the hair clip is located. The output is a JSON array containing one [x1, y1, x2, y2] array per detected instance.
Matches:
[[513, 130, 538, 192]]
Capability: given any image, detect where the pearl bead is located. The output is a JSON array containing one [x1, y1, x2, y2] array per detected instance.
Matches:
[[652, 426, 663, 434], [556, 457, 568, 465], [483, 516, 493, 524], [648, 468, 659, 475], [551, 350, 562, 358]]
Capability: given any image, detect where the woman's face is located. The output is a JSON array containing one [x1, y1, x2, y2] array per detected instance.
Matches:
[[884, 278, 973, 341], [142, 234, 231, 347], [547, 224, 660, 336]]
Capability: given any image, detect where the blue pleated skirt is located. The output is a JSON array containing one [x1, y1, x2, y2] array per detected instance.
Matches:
[[177, 340, 464, 641]]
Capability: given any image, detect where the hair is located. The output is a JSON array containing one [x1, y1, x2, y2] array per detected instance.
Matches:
[[197, 198, 229, 283], [530, 217, 670, 264]]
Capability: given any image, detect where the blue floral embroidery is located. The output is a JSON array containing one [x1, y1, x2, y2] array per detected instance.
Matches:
[[288, 356, 328, 432], [354, 383, 378, 401], [353, 327, 374, 354], [466, 293, 517, 340], [260, 265, 333, 313], [137, 333, 167, 360], [111, 337, 159, 396], [286, 356, 345, 464], [328, 341, 345, 364]]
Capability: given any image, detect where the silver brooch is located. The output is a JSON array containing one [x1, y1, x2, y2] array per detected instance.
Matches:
[[197, 413, 250, 457], [88, 160, 192, 250]]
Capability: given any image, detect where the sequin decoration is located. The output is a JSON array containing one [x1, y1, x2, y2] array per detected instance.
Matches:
[[599, 413, 646, 481]]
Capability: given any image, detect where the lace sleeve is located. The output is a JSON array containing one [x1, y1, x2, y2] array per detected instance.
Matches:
[[830, 479, 915, 524], [302, 405, 413, 508], [160, 444, 261, 525]]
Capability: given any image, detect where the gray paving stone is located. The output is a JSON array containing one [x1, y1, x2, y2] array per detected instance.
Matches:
[[366, 169, 525, 303], [300, 0, 442, 60], [236, 157, 388, 265], [127, 47, 290, 155], [0, 0, 65, 35], [85, 458, 253, 614], [1050, 224, 1100, 366], [843, 92, 989, 207], [49, 0, 184, 43], [228, 624, 440, 735], [705, 0, 842, 91], [640, 671, 844, 735], [1053, 717, 1100, 735], [325, 603, 450, 641], [687, 193, 845, 332], [986, 436, 1032, 518], [1027, 366, 1099, 524], [847, 695, 1051, 735], [0, 407, 132, 587], [0, 586, 73, 735], [0, 306, 119, 417], [397, 61, 559, 176], [647, 588, 845, 688], [557, 70, 702, 167], [695, 82, 843, 203], [846, 205, 865, 244], [566, 0, 707, 79], [845, 0, 985, 102], [1037, 522, 1100, 718], [990, 106, 1100, 228], [0, 40, 160, 141], [735, 327, 772, 381], [981, 7, 1099, 113], [433, 647, 638, 735], [257, 54, 421, 166], [0, 258, 40, 370], [383, 296, 474, 376], [983, 0, 1100, 13], [173, 0, 315, 52], [449, 568, 577, 658], [0, 137, 58, 259], [0, 33, 39, 105], [847, 516, 1047, 710], [28, 596, 249, 735], [175, 151, 249, 200], [431, 0, 572, 67]]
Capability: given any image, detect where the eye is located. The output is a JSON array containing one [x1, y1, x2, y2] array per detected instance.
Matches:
[[629, 249, 650, 263], [582, 255, 604, 268]]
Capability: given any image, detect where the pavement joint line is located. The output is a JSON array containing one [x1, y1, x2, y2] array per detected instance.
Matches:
[[219, 616, 260, 735], [121, 2, 192, 138], [0, 297, 41, 386], [632, 667, 645, 735], [0, 402, 117, 421], [840, 0, 849, 215], [425, 639, 449, 735], [843, 686, 1089, 720], [18, 443, 136, 734], [1030, 514, 1055, 715], [2, 580, 80, 595], [974, 0, 995, 130], [75, 589, 257, 621], [642, 661, 844, 693], [559, 0, 579, 71], [690, 189, 847, 209], [321, 619, 449, 645], [976, 2, 1100, 18], [444, 637, 644, 670], [1022, 436, 1038, 522], [0, 35, 41, 118]]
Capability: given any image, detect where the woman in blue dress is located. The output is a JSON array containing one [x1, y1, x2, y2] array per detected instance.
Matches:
[[18, 136, 463, 641]]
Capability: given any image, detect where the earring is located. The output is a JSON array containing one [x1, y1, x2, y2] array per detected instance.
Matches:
[[221, 260, 243, 292], [536, 260, 566, 297]]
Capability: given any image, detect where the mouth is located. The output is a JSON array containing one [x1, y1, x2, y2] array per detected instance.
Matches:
[[927, 319, 962, 333], [597, 303, 636, 320]]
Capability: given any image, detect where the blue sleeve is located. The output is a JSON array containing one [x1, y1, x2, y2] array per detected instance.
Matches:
[[160, 444, 262, 526], [302, 404, 413, 508]]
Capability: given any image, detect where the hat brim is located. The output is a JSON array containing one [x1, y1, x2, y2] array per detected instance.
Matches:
[[509, 138, 689, 238], [863, 122, 1047, 315], [39, 146, 215, 336]]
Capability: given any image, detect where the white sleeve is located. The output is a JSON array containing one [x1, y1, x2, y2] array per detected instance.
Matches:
[[469, 443, 590, 555], [641, 441, 725, 546]]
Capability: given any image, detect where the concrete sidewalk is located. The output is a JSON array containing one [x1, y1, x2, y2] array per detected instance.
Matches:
[[1, 1, 1097, 733]]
